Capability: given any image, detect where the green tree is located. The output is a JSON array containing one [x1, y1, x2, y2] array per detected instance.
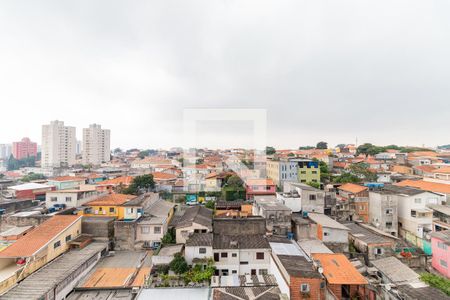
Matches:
[[420, 273, 450, 296], [226, 175, 244, 188], [299, 146, 314, 150], [22, 173, 46, 182], [316, 141, 328, 149], [349, 163, 377, 182], [306, 181, 320, 189], [161, 227, 176, 245], [265, 146, 276, 155], [123, 174, 155, 195], [113, 148, 123, 154], [333, 172, 361, 184], [205, 200, 215, 210], [169, 253, 189, 274]]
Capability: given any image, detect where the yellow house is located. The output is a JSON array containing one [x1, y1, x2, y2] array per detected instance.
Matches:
[[0, 215, 82, 294], [79, 193, 142, 220]]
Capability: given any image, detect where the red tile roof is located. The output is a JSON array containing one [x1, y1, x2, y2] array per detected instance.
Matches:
[[338, 183, 368, 194], [312, 253, 368, 285], [83, 193, 136, 206], [395, 180, 450, 194], [98, 176, 134, 186], [151, 172, 178, 181], [246, 178, 275, 186], [0, 215, 81, 258], [432, 167, 450, 174], [50, 176, 86, 182]]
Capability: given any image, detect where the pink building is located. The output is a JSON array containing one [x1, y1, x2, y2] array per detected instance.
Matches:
[[12, 137, 37, 160], [431, 230, 450, 278], [245, 178, 276, 200]]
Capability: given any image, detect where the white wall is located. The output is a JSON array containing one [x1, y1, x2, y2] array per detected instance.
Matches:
[[185, 246, 213, 265]]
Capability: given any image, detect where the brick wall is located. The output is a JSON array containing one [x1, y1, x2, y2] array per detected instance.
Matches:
[[290, 277, 324, 300]]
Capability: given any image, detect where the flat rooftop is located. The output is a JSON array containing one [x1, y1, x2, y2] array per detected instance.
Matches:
[[1, 242, 107, 300]]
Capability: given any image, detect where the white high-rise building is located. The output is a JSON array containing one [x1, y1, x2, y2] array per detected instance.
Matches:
[[41, 121, 76, 168], [82, 124, 111, 165], [0, 144, 12, 159]]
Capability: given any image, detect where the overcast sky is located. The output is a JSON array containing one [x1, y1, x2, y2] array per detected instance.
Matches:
[[1, 0, 449, 150]]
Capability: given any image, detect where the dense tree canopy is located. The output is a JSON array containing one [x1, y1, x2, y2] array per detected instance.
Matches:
[[265, 146, 276, 155], [123, 174, 155, 195], [316, 141, 328, 149]]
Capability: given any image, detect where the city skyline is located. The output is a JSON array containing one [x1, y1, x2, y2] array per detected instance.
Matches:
[[1, 1, 449, 149]]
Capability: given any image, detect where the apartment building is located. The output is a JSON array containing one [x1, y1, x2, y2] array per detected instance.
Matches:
[[368, 188, 399, 237], [12, 137, 37, 160], [0, 144, 12, 159], [266, 158, 320, 187], [82, 124, 111, 165], [212, 217, 270, 276], [41, 120, 76, 168], [337, 183, 369, 222]]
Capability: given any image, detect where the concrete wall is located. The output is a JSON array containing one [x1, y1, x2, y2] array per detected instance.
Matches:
[[185, 245, 213, 265], [114, 220, 137, 250]]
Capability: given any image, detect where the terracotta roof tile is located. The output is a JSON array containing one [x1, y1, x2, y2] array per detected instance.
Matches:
[[98, 176, 134, 186], [312, 253, 367, 285], [395, 180, 450, 194], [338, 183, 368, 194], [83, 193, 137, 206], [0, 215, 81, 258]]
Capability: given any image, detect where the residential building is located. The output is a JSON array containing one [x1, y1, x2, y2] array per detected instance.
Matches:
[[245, 178, 276, 200], [345, 222, 398, 261], [215, 200, 253, 217], [389, 185, 445, 254], [0, 144, 12, 159], [270, 240, 325, 300], [136, 197, 176, 248], [425, 166, 450, 184], [428, 204, 450, 231], [12, 137, 37, 160], [368, 188, 399, 237], [431, 230, 450, 278], [1, 242, 107, 300], [267, 158, 320, 187], [0, 215, 82, 294], [293, 212, 349, 253], [7, 182, 54, 200], [47, 176, 87, 190], [185, 233, 213, 265], [281, 181, 326, 213], [337, 183, 369, 222], [253, 196, 292, 235], [212, 275, 283, 300], [173, 206, 213, 244], [41, 120, 76, 168], [45, 187, 103, 208], [212, 217, 270, 276], [297, 160, 320, 184], [397, 179, 450, 201], [312, 253, 368, 300], [79, 193, 141, 219], [371, 256, 450, 300], [82, 124, 111, 165]]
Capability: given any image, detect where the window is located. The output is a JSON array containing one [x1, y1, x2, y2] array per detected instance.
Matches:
[[386, 222, 393, 228], [375, 248, 383, 255], [312, 179, 318, 183], [323, 232, 330, 237], [309, 195, 316, 201], [109, 207, 115, 213], [65, 197, 72, 202], [411, 211, 417, 217], [232, 253, 237, 258], [312, 171, 317, 174], [214, 253, 219, 262], [154, 226, 161, 234], [221, 252, 228, 258], [259, 269, 268, 275], [65, 235, 72, 242], [414, 198, 421, 204], [199, 248, 207, 254], [301, 284, 310, 293], [221, 269, 229, 276], [438, 242, 448, 250], [232, 270, 237, 274], [301, 171, 306, 174], [301, 180, 306, 183], [50, 197, 57, 202], [54, 241, 61, 249], [441, 259, 448, 268], [256, 252, 265, 260], [240, 261, 248, 265], [99, 207, 103, 211], [141, 226, 150, 234], [386, 209, 393, 215]]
